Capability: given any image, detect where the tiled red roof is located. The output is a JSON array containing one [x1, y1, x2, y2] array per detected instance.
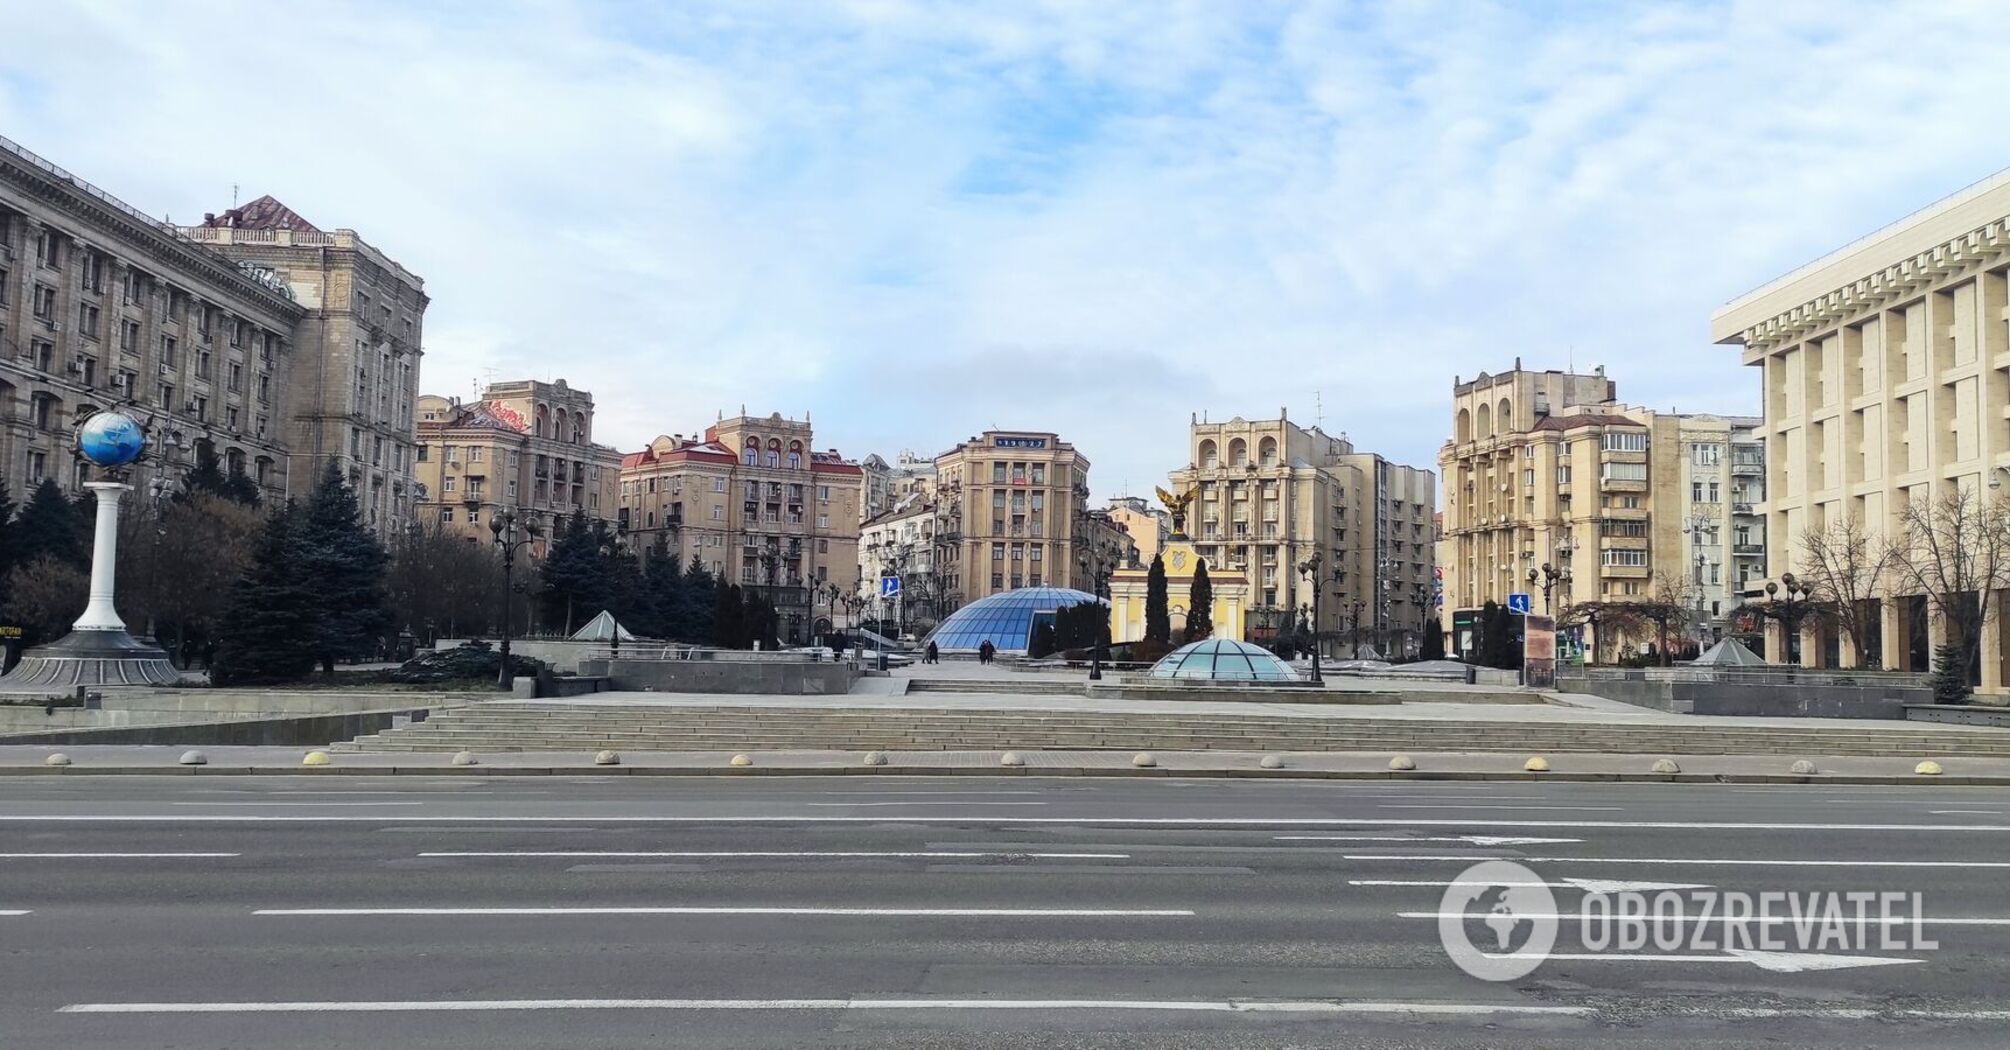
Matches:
[[199, 194, 321, 232]]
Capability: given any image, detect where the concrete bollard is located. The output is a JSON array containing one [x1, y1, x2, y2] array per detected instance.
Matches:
[[1789, 759, 1819, 776], [1650, 758, 1681, 774], [729, 753, 753, 767], [1915, 760, 1944, 776], [1523, 756, 1550, 773], [594, 750, 621, 766], [1258, 754, 1285, 769], [450, 751, 479, 767], [1132, 752, 1157, 768], [43, 753, 71, 767], [178, 750, 208, 766], [862, 751, 888, 766], [1388, 754, 1416, 771], [302, 750, 331, 767], [1000, 751, 1025, 767]]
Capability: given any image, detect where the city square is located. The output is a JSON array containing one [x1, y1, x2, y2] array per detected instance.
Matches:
[[4, 3, 2010, 1048]]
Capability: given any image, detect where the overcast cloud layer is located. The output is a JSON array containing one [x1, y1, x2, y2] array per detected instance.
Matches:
[[4, 0, 2007, 498]]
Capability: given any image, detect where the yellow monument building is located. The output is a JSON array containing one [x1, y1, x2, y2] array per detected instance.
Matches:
[[1108, 488, 1250, 643]]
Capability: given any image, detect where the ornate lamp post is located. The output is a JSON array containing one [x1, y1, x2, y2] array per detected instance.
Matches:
[[1764, 572, 1815, 666], [1527, 561, 1568, 615], [1297, 550, 1325, 684], [1075, 536, 1120, 682], [488, 509, 541, 688]]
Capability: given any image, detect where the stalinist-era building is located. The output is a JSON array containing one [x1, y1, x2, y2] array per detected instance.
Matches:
[[1162, 412, 1436, 657], [1713, 167, 2010, 687], [413, 378, 622, 551], [1437, 363, 1765, 659]]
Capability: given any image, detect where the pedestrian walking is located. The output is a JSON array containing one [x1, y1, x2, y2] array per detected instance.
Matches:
[[926, 641, 939, 664]]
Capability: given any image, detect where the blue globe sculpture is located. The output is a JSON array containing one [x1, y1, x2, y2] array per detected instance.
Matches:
[[77, 411, 146, 468]]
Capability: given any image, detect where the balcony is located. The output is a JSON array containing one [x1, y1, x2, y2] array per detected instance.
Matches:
[[1731, 459, 1764, 475], [1731, 501, 1757, 515], [1733, 542, 1765, 556]]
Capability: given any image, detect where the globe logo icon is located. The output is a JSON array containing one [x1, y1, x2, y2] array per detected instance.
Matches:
[[76, 411, 147, 468], [1437, 860, 1558, 982]]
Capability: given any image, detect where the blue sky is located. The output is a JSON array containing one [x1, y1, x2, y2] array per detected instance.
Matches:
[[4, 0, 2009, 500]]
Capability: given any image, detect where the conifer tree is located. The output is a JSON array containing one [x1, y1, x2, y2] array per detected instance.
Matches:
[[14, 479, 85, 569], [1184, 560, 1214, 642], [211, 504, 318, 685], [1144, 553, 1171, 645], [294, 465, 392, 672]]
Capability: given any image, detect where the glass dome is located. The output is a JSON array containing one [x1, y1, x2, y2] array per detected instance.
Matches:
[[923, 586, 1102, 654], [1149, 638, 1301, 682]]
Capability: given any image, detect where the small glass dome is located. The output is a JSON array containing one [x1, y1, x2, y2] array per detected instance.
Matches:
[[1149, 638, 1301, 682], [923, 586, 1102, 654]]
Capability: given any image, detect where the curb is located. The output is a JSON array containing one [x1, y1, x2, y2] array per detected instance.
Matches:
[[1, 765, 2006, 785]]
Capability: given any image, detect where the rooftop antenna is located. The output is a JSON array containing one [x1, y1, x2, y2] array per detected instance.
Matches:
[[1315, 390, 1324, 429], [231, 183, 239, 208]]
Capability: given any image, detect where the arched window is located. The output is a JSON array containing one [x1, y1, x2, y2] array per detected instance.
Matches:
[[1228, 438, 1248, 467], [570, 411, 584, 444], [534, 404, 550, 439], [1476, 403, 1492, 439], [1258, 436, 1278, 466], [743, 438, 759, 466], [1198, 439, 1218, 469], [766, 438, 781, 468], [788, 440, 803, 470], [1496, 398, 1511, 435], [1456, 408, 1472, 443]]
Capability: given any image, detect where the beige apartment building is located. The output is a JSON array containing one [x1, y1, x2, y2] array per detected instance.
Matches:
[[1438, 364, 1767, 658], [1166, 412, 1436, 657], [619, 412, 863, 643], [1712, 167, 2010, 685], [414, 379, 621, 551], [1104, 495, 1169, 567], [0, 135, 303, 505], [181, 195, 427, 533], [857, 491, 956, 632], [930, 430, 1092, 600]]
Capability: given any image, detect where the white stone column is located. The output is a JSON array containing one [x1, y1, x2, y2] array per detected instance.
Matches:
[[74, 481, 130, 632]]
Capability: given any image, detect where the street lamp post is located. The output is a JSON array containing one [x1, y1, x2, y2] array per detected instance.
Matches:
[[1764, 572, 1815, 666], [487, 509, 541, 689], [1297, 550, 1325, 684], [1348, 599, 1365, 660], [1527, 561, 1567, 615]]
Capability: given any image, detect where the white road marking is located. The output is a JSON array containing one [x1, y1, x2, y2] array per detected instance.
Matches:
[[803, 802, 1050, 808], [1353, 878, 1709, 893], [1377, 805, 1624, 812], [57, 997, 1591, 1016], [0, 853, 238, 859], [254, 907, 1194, 917], [1277, 835, 1583, 846], [816, 791, 1045, 796], [418, 851, 1130, 859], [1402, 911, 2010, 927], [7, 816, 2010, 832], [0, 910, 28, 916], [167, 802, 427, 807], [1930, 810, 2004, 816], [1348, 853, 2010, 868], [1531, 949, 1920, 972]]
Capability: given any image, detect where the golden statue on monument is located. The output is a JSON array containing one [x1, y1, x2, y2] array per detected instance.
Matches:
[[1156, 485, 1198, 539]]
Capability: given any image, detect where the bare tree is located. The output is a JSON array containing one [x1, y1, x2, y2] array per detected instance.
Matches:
[[1796, 515, 1896, 669], [1888, 487, 2010, 689]]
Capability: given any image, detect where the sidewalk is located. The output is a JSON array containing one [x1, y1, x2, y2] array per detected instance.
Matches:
[[5, 744, 2006, 784]]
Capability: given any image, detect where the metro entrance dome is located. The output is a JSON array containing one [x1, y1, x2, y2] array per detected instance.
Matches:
[[922, 587, 1102, 654]]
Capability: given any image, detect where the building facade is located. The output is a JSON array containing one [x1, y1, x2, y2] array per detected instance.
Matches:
[[1104, 495, 1169, 568], [414, 379, 621, 550], [857, 491, 957, 634], [931, 430, 1090, 602], [1437, 363, 1766, 659], [0, 135, 303, 505], [1165, 412, 1436, 658], [619, 412, 863, 643], [181, 195, 427, 533], [858, 449, 938, 522], [1712, 168, 2010, 685]]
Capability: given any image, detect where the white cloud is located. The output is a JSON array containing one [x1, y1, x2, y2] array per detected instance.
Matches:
[[3, 0, 2008, 500]]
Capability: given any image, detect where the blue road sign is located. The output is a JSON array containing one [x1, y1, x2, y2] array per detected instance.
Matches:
[[879, 575, 902, 599], [1507, 592, 1533, 615]]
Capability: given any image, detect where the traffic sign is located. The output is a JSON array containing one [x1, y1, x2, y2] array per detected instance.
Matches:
[[1506, 592, 1532, 615], [879, 575, 902, 599]]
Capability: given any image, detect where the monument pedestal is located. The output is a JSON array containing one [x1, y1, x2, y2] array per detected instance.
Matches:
[[0, 481, 180, 691]]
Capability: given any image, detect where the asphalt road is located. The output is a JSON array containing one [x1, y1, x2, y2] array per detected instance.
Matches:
[[2, 776, 2008, 1048]]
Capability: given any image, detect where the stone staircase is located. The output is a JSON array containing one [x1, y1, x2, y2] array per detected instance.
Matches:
[[905, 678, 1087, 696], [330, 702, 2010, 757]]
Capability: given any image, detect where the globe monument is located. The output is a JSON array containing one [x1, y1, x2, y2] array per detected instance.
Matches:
[[0, 410, 179, 688]]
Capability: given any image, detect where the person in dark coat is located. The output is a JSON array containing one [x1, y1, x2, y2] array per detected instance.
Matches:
[[926, 641, 939, 664]]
